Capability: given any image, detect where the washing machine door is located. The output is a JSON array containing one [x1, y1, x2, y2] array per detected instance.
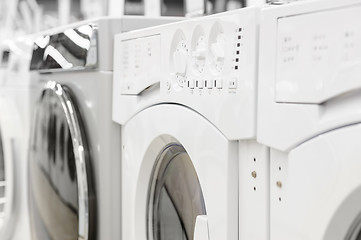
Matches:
[[28, 81, 95, 240], [148, 143, 207, 240], [271, 123, 361, 240], [122, 104, 238, 240]]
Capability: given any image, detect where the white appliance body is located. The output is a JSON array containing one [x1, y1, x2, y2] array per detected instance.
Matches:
[[113, 8, 269, 240], [257, 0, 361, 239], [28, 16, 181, 240], [0, 42, 16, 239], [0, 37, 35, 240], [0, 43, 13, 240], [0, 98, 16, 240]]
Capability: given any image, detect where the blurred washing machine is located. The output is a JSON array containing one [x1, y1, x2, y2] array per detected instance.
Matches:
[[0, 99, 16, 240], [28, 16, 182, 240], [113, 7, 268, 240], [257, 0, 361, 239], [0, 36, 34, 240], [0, 41, 16, 240]]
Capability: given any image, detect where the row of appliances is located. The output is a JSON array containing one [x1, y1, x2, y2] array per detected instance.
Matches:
[[1, 0, 361, 239]]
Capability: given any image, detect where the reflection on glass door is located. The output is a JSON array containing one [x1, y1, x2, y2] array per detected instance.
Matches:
[[148, 143, 206, 240], [29, 82, 95, 240]]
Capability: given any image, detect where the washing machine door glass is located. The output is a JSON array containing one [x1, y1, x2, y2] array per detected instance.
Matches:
[[148, 143, 206, 240], [347, 215, 361, 240], [29, 81, 94, 240]]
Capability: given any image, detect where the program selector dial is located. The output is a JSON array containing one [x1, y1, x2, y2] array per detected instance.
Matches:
[[173, 40, 188, 75], [191, 27, 206, 74], [211, 34, 226, 60], [209, 23, 226, 74], [170, 30, 189, 90]]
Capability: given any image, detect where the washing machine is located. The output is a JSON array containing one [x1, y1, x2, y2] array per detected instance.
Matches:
[[113, 7, 269, 240], [257, 0, 361, 239], [7, 35, 39, 240], [0, 99, 15, 240], [28, 16, 182, 240], [0, 41, 16, 240], [0, 35, 35, 240]]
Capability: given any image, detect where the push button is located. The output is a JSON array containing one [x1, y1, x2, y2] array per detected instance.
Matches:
[[205, 79, 213, 89], [177, 77, 186, 87], [196, 80, 204, 89], [215, 79, 223, 89], [229, 78, 237, 89], [187, 79, 195, 89]]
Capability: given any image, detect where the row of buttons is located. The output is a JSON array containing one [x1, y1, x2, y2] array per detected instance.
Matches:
[[186, 78, 237, 89]]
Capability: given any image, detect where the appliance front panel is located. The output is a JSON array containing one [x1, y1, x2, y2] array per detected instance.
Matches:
[[270, 123, 361, 240], [257, 0, 361, 151], [121, 104, 238, 240]]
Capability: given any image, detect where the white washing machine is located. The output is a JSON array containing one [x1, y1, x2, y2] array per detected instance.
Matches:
[[0, 36, 34, 240], [0, 100, 16, 240], [28, 16, 181, 240], [257, 0, 361, 239], [0, 41, 16, 240], [113, 7, 269, 240]]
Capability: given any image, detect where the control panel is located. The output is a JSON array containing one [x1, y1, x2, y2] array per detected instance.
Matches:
[[276, 5, 361, 104], [168, 22, 242, 94], [119, 18, 248, 97], [165, 21, 245, 96], [120, 35, 161, 95], [115, 8, 258, 140]]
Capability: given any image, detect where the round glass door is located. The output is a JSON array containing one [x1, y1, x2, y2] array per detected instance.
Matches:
[[347, 214, 361, 240], [29, 81, 95, 240], [148, 143, 206, 240]]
